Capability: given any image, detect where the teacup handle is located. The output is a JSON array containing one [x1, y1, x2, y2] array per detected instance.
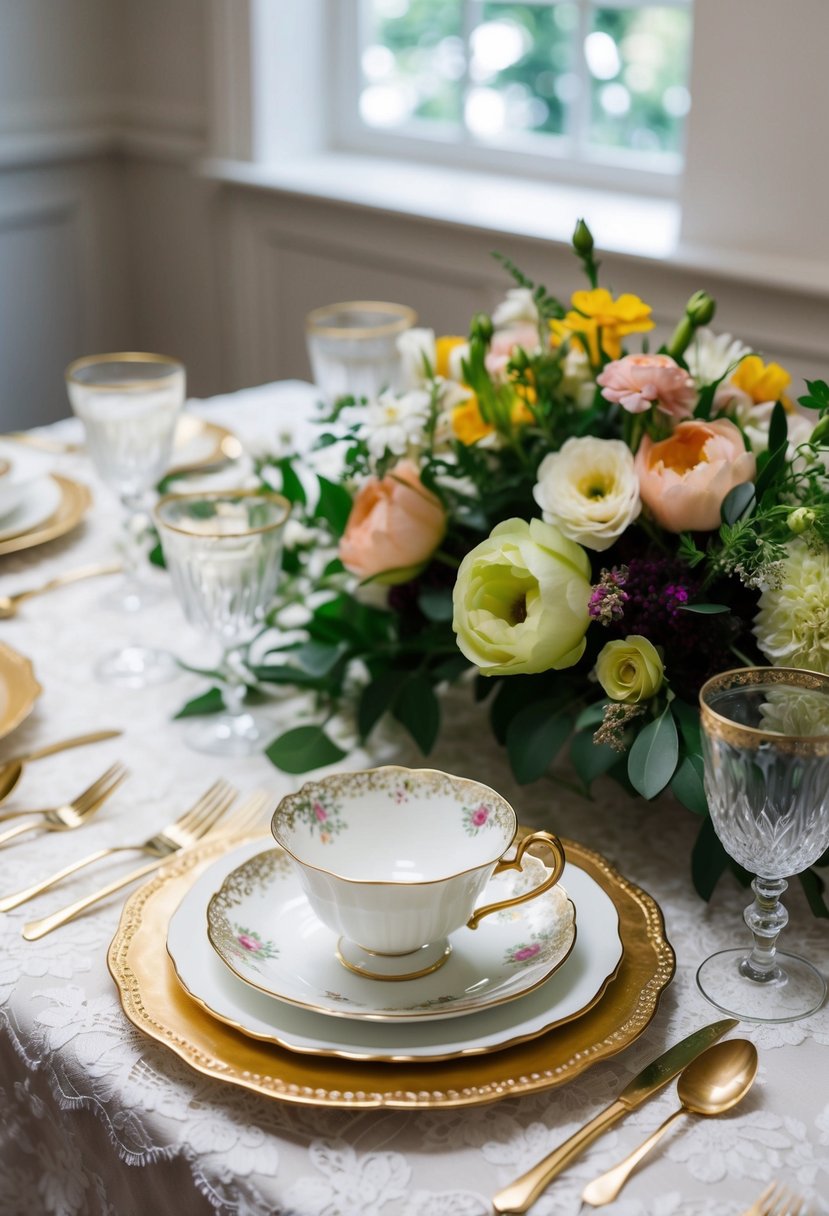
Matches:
[[466, 831, 565, 930]]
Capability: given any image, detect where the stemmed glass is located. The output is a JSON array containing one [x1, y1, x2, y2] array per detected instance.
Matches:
[[154, 489, 290, 756], [698, 667, 829, 1022], [66, 352, 185, 686]]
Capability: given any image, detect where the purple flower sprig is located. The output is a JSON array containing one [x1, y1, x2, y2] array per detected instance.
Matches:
[[588, 565, 630, 626]]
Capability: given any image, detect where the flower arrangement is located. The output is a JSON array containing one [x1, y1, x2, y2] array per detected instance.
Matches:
[[245, 222, 829, 909]]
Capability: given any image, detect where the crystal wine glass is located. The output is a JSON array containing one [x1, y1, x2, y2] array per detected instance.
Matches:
[[305, 300, 417, 402], [66, 352, 185, 687], [698, 666, 829, 1022], [154, 489, 289, 756]]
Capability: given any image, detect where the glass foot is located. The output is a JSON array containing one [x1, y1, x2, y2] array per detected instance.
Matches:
[[95, 645, 180, 689], [697, 947, 827, 1023], [184, 711, 271, 758]]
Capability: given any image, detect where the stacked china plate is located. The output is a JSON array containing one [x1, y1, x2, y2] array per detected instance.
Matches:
[[0, 440, 90, 557], [163, 767, 654, 1072]]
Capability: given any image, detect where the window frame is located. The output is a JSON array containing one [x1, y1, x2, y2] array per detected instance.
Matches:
[[330, 0, 692, 198]]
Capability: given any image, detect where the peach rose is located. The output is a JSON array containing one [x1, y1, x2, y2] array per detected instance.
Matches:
[[598, 353, 697, 420], [635, 419, 756, 533], [339, 460, 446, 583], [484, 322, 540, 379]]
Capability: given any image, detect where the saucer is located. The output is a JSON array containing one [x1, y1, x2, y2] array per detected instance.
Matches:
[[169, 838, 623, 1060], [206, 847, 576, 1022]]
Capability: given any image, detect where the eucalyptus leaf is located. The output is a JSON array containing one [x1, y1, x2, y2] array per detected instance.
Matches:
[[798, 868, 829, 919], [265, 726, 346, 774], [574, 700, 609, 731], [570, 729, 620, 791], [671, 699, 702, 755], [691, 814, 730, 901], [393, 674, 440, 754], [678, 603, 730, 615], [670, 752, 708, 815], [506, 700, 572, 785], [417, 587, 455, 622], [357, 670, 409, 740], [173, 687, 225, 719], [627, 708, 679, 799], [721, 481, 755, 525]]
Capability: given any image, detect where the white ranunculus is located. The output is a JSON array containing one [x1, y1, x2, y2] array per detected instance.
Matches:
[[533, 436, 641, 552], [492, 287, 539, 330], [366, 390, 431, 459], [685, 329, 751, 386], [396, 328, 436, 389]]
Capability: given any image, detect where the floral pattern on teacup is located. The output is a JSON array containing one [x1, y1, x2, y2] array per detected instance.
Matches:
[[228, 923, 279, 964], [279, 793, 346, 842], [505, 940, 543, 966], [462, 803, 496, 835]]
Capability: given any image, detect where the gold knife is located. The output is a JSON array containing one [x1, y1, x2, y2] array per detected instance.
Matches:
[[491, 1018, 738, 1214]]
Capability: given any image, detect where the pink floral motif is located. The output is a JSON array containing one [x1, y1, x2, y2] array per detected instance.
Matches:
[[231, 923, 279, 963], [237, 933, 262, 952], [472, 806, 489, 826], [507, 942, 542, 965], [462, 803, 495, 835], [394, 787, 409, 804], [313, 802, 327, 821]]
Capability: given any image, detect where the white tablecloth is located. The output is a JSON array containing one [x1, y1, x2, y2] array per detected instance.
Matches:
[[0, 381, 827, 1216]]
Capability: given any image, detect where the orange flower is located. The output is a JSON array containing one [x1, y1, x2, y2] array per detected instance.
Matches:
[[339, 461, 446, 583], [551, 288, 654, 365]]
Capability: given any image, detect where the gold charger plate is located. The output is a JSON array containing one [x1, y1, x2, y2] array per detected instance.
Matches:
[[108, 835, 675, 1110], [0, 643, 41, 739], [0, 476, 91, 557], [167, 417, 242, 474]]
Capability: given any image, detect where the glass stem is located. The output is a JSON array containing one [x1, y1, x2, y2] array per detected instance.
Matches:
[[741, 876, 789, 983], [219, 648, 248, 719], [120, 493, 150, 595]]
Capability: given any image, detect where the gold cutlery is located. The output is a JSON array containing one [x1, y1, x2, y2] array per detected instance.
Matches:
[[0, 763, 128, 848], [0, 730, 123, 807], [742, 1180, 815, 1216], [0, 777, 238, 911], [581, 1039, 759, 1207], [491, 1018, 738, 1214], [22, 789, 271, 940], [2, 432, 82, 454], [0, 563, 122, 619]]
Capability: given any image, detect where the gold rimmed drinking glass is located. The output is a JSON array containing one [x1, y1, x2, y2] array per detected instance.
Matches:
[[155, 490, 290, 757], [698, 666, 829, 1022], [305, 300, 417, 402], [66, 352, 185, 687]]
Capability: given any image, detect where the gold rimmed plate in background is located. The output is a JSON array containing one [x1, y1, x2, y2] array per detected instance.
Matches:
[[108, 836, 675, 1110], [0, 476, 91, 558], [167, 416, 242, 474], [0, 644, 42, 740]]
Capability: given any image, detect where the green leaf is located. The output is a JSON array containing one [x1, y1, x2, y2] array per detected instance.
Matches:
[[490, 674, 560, 745], [570, 729, 620, 790], [691, 815, 730, 901], [417, 587, 455, 622], [672, 699, 702, 755], [798, 868, 829, 918], [314, 476, 353, 536], [149, 540, 166, 569], [430, 653, 470, 683], [292, 641, 349, 677], [393, 674, 440, 754], [768, 400, 788, 455], [506, 700, 572, 785], [627, 707, 679, 799], [754, 440, 788, 502], [276, 458, 306, 506], [265, 725, 346, 774], [721, 481, 755, 525], [678, 603, 730, 615], [574, 700, 609, 731], [799, 378, 829, 410], [173, 687, 225, 719], [249, 664, 331, 688], [323, 557, 345, 577], [357, 670, 409, 740], [671, 752, 708, 815]]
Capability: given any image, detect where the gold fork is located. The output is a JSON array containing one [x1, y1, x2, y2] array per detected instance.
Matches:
[[0, 763, 129, 848], [0, 777, 238, 911], [742, 1180, 815, 1216], [21, 789, 271, 940]]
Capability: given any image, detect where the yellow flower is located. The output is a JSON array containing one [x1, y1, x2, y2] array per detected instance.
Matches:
[[435, 336, 467, 380], [451, 390, 534, 445], [551, 288, 654, 365], [730, 354, 792, 407], [596, 635, 664, 703]]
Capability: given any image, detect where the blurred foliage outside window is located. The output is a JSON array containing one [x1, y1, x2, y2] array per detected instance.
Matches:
[[358, 0, 692, 170]]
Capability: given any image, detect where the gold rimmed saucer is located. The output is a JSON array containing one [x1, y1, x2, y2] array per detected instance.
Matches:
[[0, 644, 42, 739], [167, 417, 242, 474], [0, 476, 91, 557], [108, 836, 675, 1110]]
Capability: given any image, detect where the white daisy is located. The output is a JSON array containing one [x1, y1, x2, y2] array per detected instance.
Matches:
[[686, 328, 751, 386], [366, 389, 431, 459]]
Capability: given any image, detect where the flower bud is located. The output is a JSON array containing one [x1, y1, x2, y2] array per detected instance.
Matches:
[[787, 507, 816, 534], [508, 345, 532, 373], [572, 219, 594, 256], [469, 312, 494, 344], [686, 290, 716, 327]]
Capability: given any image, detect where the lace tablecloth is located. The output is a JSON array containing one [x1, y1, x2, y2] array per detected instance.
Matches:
[[0, 382, 827, 1216]]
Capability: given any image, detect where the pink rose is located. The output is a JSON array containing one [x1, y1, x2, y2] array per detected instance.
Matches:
[[237, 934, 261, 952], [485, 322, 540, 379], [471, 806, 489, 826], [635, 418, 757, 533], [513, 944, 541, 962], [598, 354, 697, 420], [339, 460, 446, 584]]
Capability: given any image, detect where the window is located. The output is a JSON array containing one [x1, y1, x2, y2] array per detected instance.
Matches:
[[336, 0, 692, 192]]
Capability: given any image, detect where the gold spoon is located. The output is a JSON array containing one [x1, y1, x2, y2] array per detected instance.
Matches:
[[0, 730, 123, 807], [582, 1039, 759, 1207], [0, 562, 121, 619]]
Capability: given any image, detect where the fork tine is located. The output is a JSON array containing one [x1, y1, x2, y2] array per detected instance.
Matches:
[[172, 779, 236, 834], [184, 786, 238, 840], [72, 763, 129, 814], [213, 791, 272, 839]]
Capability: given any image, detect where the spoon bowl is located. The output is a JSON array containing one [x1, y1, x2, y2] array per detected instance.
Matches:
[[0, 762, 23, 805], [582, 1038, 758, 1206]]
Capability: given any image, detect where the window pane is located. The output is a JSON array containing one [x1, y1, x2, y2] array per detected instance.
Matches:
[[470, 3, 579, 140], [586, 5, 692, 157], [360, 0, 464, 130]]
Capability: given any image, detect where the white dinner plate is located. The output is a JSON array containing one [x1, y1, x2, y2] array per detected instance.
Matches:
[[206, 847, 577, 1021], [167, 839, 623, 1062], [0, 475, 62, 541]]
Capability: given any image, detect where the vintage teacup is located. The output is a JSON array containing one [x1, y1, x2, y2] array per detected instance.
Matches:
[[271, 765, 566, 980]]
